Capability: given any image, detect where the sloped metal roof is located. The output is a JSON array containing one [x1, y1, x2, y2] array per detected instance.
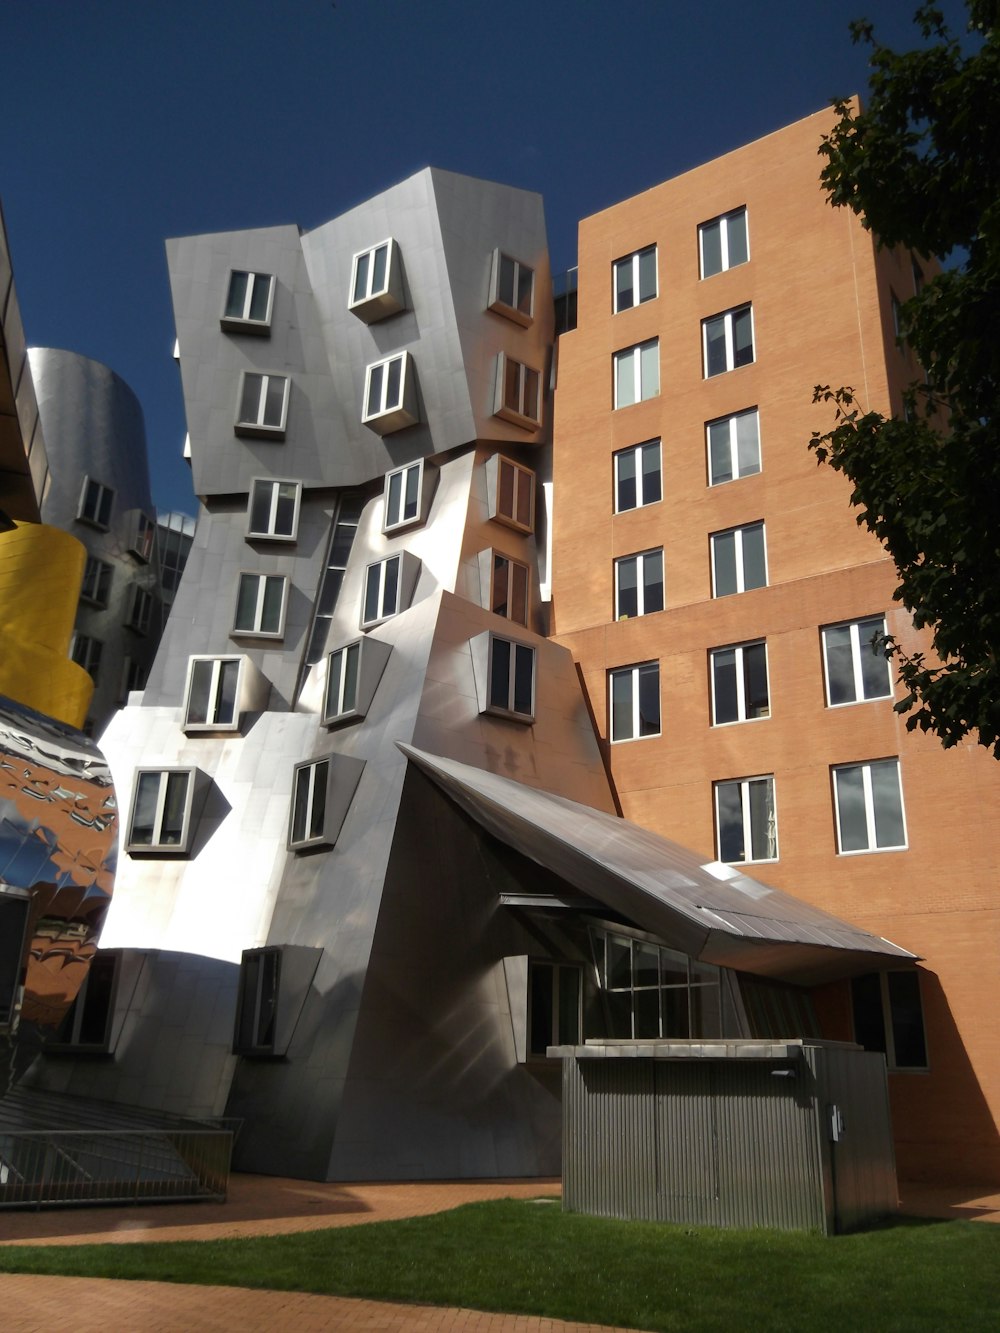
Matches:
[[399, 744, 917, 986]]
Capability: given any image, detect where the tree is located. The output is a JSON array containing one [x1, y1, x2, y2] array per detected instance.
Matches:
[[810, 1, 1000, 755]]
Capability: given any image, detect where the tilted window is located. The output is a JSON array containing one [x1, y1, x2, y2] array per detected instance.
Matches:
[[80, 556, 113, 608], [851, 970, 927, 1070], [614, 549, 664, 619], [702, 304, 754, 377], [362, 556, 400, 628], [707, 408, 760, 485], [614, 440, 661, 512], [222, 270, 274, 333], [609, 662, 660, 742], [323, 635, 392, 728], [383, 459, 433, 534], [184, 657, 242, 732], [711, 641, 769, 724], [596, 931, 722, 1040], [489, 551, 530, 626], [235, 372, 289, 437], [363, 352, 419, 434], [710, 522, 766, 597], [247, 478, 301, 541], [614, 339, 659, 408], [78, 477, 114, 530], [234, 948, 281, 1055], [126, 586, 155, 635], [699, 207, 749, 278], [833, 758, 906, 853], [823, 616, 892, 706], [126, 768, 196, 854], [488, 250, 534, 326], [528, 962, 581, 1057], [71, 633, 102, 680], [715, 775, 777, 863], [349, 239, 404, 322], [613, 245, 657, 312], [487, 635, 536, 721], [128, 512, 156, 563], [288, 753, 365, 852], [233, 573, 287, 637], [488, 455, 535, 533], [494, 353, 541, 429]]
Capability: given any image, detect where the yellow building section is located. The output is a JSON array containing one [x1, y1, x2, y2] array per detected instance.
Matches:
[[0, 521, 92, 728]]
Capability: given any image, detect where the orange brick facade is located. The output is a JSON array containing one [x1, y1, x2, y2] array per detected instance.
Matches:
[[550, 107, 1000, 1184]]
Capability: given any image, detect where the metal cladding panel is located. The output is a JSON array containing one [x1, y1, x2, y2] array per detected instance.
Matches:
[[563, 1057, 656, 1219], [652, 1062, 721, 1226]]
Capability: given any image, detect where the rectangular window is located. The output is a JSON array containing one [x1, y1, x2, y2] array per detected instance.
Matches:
[[289, 758, 330, 849], [78, 477, 114, 530], [80, 556, 113, 608], [234, 948, 281, 1054], [71, 633, 102, 680], [494, 353, 541, 429], [247, 478, 301, 540], [349, 239, 404, 321], [128, 512, 155, 563], [613, 245, 657, 312], [703, 304, 754, 377], [614, 549, 664, 619], [383, 461, 422, 533], [126, 586, 154, 635], [120, 657, 147, 703], [364, 353, 405, 420], [833, 759, 906, 853], [614, 339, 659, 408], [715, 775, 778, 863], [609, 662, 660, 742], [528, 962, 581, 1057], [233, 573, 287, 637], [614, 440, 661, 512], [823, 616, 892, 706], [54, 951, 118, 1049], [491, 552, 530, 626], [489, 250, 535, 325], [492, 456, 535, 532], [711, 641, 769, 724], [362, 555, 402, 627], [236, 372, 289, 437], [127, 769, 194, 853], [710, 522, 766, 597], [851, 970, 927, 1070], [488, 636, 535, 720], [598, 932, 722, 1041], [222, 270, 274, 332], [699, 207, 749, 278], [324, 641, 361, 722], [184, 657, 241, 731], [707, 408, 761, 485]]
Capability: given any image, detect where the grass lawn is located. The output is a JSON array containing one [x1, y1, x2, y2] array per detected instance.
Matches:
[[1, 1200, 997, 1332]]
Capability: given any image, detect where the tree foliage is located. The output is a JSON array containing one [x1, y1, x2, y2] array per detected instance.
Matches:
[[810, 2, 1000, 755]]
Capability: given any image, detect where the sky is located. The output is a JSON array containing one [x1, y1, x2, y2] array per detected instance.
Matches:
[[1, 0, 970, 518]]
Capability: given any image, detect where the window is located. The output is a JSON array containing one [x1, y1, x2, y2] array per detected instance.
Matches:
[[614, 440, 661, 512], [289, 758, 330, 850], [78, 478, 114, 530], [891, 290, 904, 341], [53, 951, 118, 1049], [699, 207, 749, 278], [489, 455, 535, 532], [823, 616, 892, 706], [363, 352, 418, 433], [234, 949, 281, 1054], [80, 556, 112, 608], [184, 657, 242, 731], [833, 759, 906, 853], [383, 460, 423, 533], [707, 408, 760, 485], [710, 522, 766, 596], [362, 555, 402, 628], [851, 970, 927, 1070], [711, 641, 769, 724], [306, 492, 363, 665], [236, 372, 289, 437], [127, 769, 195, 853], [488, 636, 535, 720], [71, 633, 102, 680], [528, 962, 581, 1057], [126, 586, 154, 635], [247, 479, 301, 541], [233, 573, 287, 637], [715, 776, 777, 863], [491, 552, 530, 626], [119, 657, 147, 703], [494, 353, 541, 429], [597, 931, 722, 1040], [609, 662, 660, 742], [703, 305, 754, 377], [222, 270, 274, 332], [349, 239, 403, 321], [613, 246, 657, 312], [488, 250, 534, 325], [614, 339, 659, 407], [614, 549, 664, 619], [324, 642, 361, 722]]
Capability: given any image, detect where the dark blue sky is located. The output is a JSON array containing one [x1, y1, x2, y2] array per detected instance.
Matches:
[[2, 1, 967, 517]]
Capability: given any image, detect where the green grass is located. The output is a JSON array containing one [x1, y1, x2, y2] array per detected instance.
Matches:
[[1, 1201, 998, 1332]]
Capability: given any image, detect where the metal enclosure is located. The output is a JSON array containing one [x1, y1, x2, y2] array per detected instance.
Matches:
[[556, 1039, 897, 1234]]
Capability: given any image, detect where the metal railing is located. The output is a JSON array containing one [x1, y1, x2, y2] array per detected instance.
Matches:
[[0, 1125, 234, 1208]]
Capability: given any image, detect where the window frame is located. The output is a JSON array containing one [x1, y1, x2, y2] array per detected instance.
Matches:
[[489, 550, 531, 626], [488, 249, 535, 327], [383, 460, 424, 534], [128, 512, 156, 563], [613, 440, 662, 513], [183, 656, 244, 733], [361, 554, 403, 629], [699, 207, 749, 279], [822, 615, 893, 708], [489, 455, 535, 533], [528, 960, 582, 1059], [126, 768, 196, 855], [493, 353, 541, 430], [714, 774, 778, 864], [323, 641, 363, 725], [126, 585, 154, 635], [80, 556, 113, 609], [77, 477, 115, 531], [235, 371, 290, 438], [70, 632, 103, 680], [710, 640, 770, 725], [608, 661, 661, 743], [614, 548, 664, 620], [710, 521, 767, 597], [486, 634, 536, 722], [613, 339, 659, 408], [362, 351, 418, 434], [702, 304, 755, 377], [613, 245, 657, 313], [232, 572, 288, 639], [832, 758, 907, 855], [706, 408, 761, 486], [851, 969, 928, 1072], [288, 757, 331, 851], [349, 238, 404, 322], [233, 947, 282, 1055], [221, 270, 275, 334], [247, 478, 302, 542]]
